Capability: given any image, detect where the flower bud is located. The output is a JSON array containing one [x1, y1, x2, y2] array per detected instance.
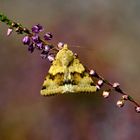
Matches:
[[96, 85, 100, 90], [44, 32, 53, 40], [57, 42, 64, 49], [89, 69, 99, 78], [97, 80, 104, 86], [89, 70, 96, 76], [122, 95, 128, 100], [113, 82, 120, 88], [32, 24, 43, 33], [44, 45, 50, 52], [116, 100, 125, 108], [102, 90, 110, 98], [32, 35, 39, 43], [7, 28, 13, 36], [22, 36, 30, 45], [28, 44, 34, 53], [135, 106, 140, 113], [36, 42, 43, 50], [48, 54, 54, 62], [40, 51, 48, 59]]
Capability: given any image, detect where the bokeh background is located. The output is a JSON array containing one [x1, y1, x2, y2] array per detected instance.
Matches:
[[0, 0, 140, 140]]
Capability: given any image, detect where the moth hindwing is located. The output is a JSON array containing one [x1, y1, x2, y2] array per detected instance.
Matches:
[[40, 44, 97, 96]]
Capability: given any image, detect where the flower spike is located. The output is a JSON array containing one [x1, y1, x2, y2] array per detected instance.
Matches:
[[0, 13, 140, 113]]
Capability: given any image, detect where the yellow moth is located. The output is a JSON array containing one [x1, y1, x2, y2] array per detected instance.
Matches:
[[41, 44, 97, 96]]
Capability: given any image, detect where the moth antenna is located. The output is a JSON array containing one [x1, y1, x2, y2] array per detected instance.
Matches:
[[70, 45, 81, 48]]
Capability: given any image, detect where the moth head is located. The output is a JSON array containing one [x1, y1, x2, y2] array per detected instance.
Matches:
[[56, 44, 74, 67]]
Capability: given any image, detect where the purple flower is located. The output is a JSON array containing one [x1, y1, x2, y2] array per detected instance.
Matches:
[[40, 45, 51, 59], [28, 43, 34, 53], [40, 50, 48, 59], [32, 35, 39, 43], [32, 24, 43, 33], [44, 32, 53, 40], [36, 42, 43, 50], [22, 36, 30, 45]]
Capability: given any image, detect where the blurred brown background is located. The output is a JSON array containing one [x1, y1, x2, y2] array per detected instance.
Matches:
[[0, 0, 140, 140]]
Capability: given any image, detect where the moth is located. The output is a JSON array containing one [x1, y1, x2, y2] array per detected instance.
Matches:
[[41, 44, 97, 96]]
